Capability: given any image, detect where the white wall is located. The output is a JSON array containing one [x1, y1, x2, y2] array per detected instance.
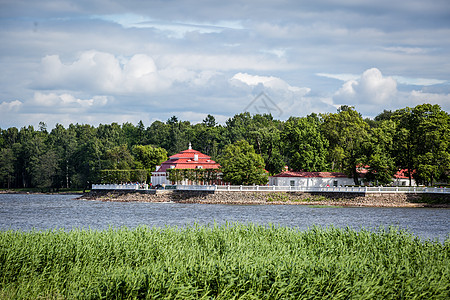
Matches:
[[393, 178, 416, 186], [270, 177, 355, 187], [151, 172, 169, 185]]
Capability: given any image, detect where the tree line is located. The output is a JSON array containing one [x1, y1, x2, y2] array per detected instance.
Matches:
[[0, 103, 448, 190]]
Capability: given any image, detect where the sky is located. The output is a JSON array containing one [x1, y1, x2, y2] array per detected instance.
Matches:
[[1, 0, 449, 129]]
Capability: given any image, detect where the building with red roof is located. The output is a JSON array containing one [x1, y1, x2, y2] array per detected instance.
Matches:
[[269, 171, 354, 187], [393, 169, 416, 186], [151, 143, 221, 186], [269, 168, 417, 187]]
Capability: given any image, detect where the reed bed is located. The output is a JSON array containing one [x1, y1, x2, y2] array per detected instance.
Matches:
[[1, 224, 449, 299]]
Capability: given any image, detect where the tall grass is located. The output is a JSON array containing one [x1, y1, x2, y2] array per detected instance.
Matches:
[[1, 224, 449, 299]]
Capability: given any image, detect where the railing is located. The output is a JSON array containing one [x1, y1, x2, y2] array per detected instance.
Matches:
[[176, 185, 216, 191], [92, 183, 148, 190], [91, 184, 449, 194], [212, 185, 367, 193], [179, 185, 450, 194]]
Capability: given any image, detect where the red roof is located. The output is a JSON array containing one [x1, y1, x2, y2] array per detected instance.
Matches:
[[271, 171, 349, 178], [155, 147, 220, 173], [394, 169, 414, 179]]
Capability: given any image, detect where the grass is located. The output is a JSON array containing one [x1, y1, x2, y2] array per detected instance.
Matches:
[[1, 224, 449, 299]]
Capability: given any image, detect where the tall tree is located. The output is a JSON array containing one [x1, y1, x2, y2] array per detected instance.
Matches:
[[411, 104, 449, 185], [364, 120, 397, 185], [392, 104, 450, 185], [71, 124, 101, 190], [49, 124, 77, 188], [247, 114, 284, 175], [0, 148, 15, 188], [321, 106, 369, 185], [132, 145, 168, 181], [218, 140, 268, 185], [282, 115, 328, 172], [224, 112, 253, 144], [165, 116, 191, 155], [30, 149, 59, 191], [104, 145, 135, 170]]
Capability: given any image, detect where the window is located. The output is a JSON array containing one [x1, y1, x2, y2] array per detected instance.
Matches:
[[333, 180, 338, 187], [197, 166, 203, 169], [290, 180, 295, 187]]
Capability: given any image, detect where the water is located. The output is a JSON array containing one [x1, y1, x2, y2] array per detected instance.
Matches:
[[1, 194, 449, 242]]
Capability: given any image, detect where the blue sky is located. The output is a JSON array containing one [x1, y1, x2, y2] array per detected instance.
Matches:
[[1, 0, 449, 128]]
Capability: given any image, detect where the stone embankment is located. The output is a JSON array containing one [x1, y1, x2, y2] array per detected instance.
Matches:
[[80, 190, 450, 207]]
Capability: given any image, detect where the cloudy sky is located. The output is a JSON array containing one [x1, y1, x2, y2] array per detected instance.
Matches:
[[1, 0, 449, 129]]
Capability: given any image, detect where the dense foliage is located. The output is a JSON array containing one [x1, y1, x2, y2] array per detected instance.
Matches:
[[0, 104, 449, 189], [0, 225, 448, 299], [218, 140, 269, 185]]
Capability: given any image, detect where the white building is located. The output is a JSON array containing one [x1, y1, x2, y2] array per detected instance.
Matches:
[[269, 171, 355, 187], [392, 169, 417, 186]]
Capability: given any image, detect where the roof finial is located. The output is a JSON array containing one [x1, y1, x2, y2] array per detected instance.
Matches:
[[188, 142, 192, 150]]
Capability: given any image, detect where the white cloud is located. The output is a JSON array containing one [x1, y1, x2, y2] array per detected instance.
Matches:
[[37, 51, 202, 94], [408, 90, 450, 111], [231, 72, 310, 94], [330, 68, 450, 116], [1, 1, 450, 128], [316, 73, 359, 82], [32, 92, 108, 109], [334, 68, 397, 105], [392, 76, 447, 86], [93, 14, 244, 38], [317, 72, 447, 87], [0, 100, 22, 112]]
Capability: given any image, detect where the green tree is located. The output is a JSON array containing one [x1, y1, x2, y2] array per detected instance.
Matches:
[[16, 125, 48, 188], [364, 120, 397, 185], [411, 104, 449, 185], [146, 120, 169, 148], [30, 149, 59, 191], [392, 108, 416, 185], [105, 145, 135, 170], [49, 124, 77, 188], [71, 124, 102, 191], [165, 116, 192, 155], [132, 145, 167, 181], [392, 104, 450, 186], [247, 114, 285, 175], [282, 115, 328, 172], [218, 140, 268, 185], [0, 148, 15, 188], [321, 106, 369, 185], [191, 119, 224, 159], [224, 112, 253, 144], [122, 122, 140, 148]]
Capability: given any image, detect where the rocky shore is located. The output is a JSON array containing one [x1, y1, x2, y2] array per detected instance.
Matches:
[[80, 190, 450, 208]]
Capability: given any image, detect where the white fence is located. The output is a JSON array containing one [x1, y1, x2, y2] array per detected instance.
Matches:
[[180, 185, 450, 194], [91, 184, 449, 194], [92, 183, 148, 190]]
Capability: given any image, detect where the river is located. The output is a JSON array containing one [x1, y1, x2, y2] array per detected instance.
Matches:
[[0, 194, 449, 242]]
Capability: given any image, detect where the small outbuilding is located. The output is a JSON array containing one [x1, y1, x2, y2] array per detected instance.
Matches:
[[269, 171, 355, 188]]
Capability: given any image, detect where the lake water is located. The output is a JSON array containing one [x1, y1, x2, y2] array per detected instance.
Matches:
[[1, 194, 449, 242]]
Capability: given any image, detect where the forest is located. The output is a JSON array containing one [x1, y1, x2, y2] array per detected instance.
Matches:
[[0, 103, 449, 190]]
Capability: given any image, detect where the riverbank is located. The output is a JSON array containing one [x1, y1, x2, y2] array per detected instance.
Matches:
[[80, 190, 450, 208]]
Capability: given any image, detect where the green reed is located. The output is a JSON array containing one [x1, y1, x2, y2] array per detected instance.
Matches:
[[1, 224, 449, 299]]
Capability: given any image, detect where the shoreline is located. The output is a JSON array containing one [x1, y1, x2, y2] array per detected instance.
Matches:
[[78, 190, 450, 208]]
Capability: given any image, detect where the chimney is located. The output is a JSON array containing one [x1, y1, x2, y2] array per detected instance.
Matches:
[[194, 154, 198, 161]]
